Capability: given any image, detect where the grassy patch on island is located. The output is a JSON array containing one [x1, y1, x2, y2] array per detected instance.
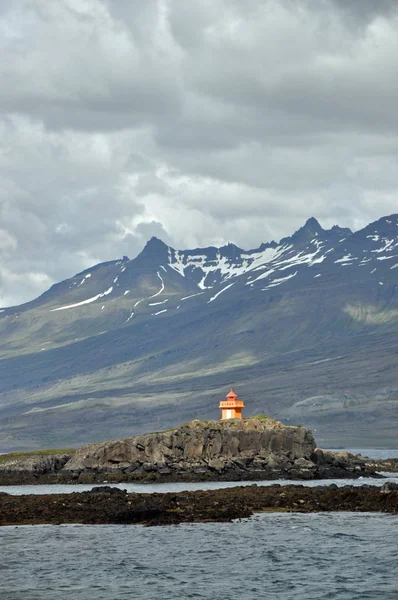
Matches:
[[0, 448, 76, 465]]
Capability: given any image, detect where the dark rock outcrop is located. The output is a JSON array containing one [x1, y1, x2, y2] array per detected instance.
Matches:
[[60, 419, 381, 481], [1, 484, 398, 527], [62, 418, 318, 480], [365, 458, 398, 473], [311, 448, 381, 479], [0, 453, 72, 476], [0, 419, 388, 484], [380, 482, 398, 494]]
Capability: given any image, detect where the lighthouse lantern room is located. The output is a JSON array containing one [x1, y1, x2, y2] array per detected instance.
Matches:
[[219, 388, 245, 420]]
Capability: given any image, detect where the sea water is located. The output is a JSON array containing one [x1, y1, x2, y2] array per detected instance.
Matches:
[[1, 474, 398, 496], [2, 513, 398, 600], [2, 448, 398, 599]]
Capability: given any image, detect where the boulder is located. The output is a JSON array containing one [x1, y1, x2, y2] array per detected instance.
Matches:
[[87, 486, 127, 495], [294, 457, 316, 469], [380, 482, 398, 494]]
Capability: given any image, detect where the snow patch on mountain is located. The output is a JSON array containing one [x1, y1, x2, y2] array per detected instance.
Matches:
[[167, 248, 186, 277], [208, 283, 235, 303], [51, 286, 113, 311], [181, 292, 205, 301], [335, 255, 356, 263], [162, 230, 361, 300], [149, 272, 165, 298], [167, 243, 292, 290], [262, 271, 298, 290], [77, 273, 91, 287], [247, 269, 275, 285], [372, 239, 397, 254]]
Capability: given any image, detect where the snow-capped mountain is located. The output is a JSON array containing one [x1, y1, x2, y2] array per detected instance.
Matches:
[[7, 214, 398, 320], [165, 214, 398, 292], [1, 214, 398, 450]]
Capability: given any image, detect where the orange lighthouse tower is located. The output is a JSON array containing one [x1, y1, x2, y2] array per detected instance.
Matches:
[[219, 388, 245, 420]]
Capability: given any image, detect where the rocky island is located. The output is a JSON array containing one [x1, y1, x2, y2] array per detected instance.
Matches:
[[1, 418, 398, 526], [0, 417, 395, 485]]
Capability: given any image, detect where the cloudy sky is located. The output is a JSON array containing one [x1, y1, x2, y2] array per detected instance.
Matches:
[[1, 0, 398, 306]]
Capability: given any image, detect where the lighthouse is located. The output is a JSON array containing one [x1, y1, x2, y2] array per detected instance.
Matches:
[[219, 388, 245, 420]]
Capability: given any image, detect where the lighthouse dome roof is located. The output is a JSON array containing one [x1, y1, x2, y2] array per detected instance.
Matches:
[[226, 387, 238, 399]]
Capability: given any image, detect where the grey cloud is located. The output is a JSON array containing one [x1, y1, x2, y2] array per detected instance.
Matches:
[[1, 0, 398, 304], [0, 116, 152, 305], [0, 1, 183, 131], [329, 0, 398, 24]]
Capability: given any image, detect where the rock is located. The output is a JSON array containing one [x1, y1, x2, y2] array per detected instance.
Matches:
[[124, 461, 142, 473], [231, 457, 249, 470], [380, 482, 398, 494], [208, 459, 225, 472], [158, 467, 171, 475], [0, 453, 72, 475], [266, 455, 283, 470], [1, 484, 398, 527], [294, 458, 316, 469], [87, 486, 127, 495], [142, 462, 157, 472]]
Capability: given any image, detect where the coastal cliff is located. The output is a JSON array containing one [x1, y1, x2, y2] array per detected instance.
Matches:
[[0, 418, 386, 483]]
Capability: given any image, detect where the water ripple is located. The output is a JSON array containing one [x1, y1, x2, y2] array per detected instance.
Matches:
[[2, 513, 398, 599]]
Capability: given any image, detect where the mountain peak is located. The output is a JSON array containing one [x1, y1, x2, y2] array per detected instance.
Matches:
[[281, 217, 323, 245], [142, 236, 169, 252], [293, 217, 323, 237], [330, 224, 351, 233], [135, 236, 170, 264], [303, 217, 323, 232], [147, 235, 167, 246], [219, 242, 243, 258]]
